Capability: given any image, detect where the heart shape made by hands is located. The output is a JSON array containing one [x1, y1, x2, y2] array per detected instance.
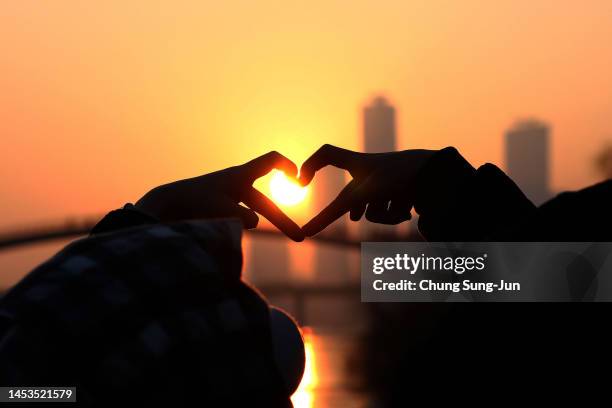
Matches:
[[292, 145, 435, 238]]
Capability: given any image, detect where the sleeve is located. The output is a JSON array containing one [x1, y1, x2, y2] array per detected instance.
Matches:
[[90, 203, 158, 235], [414, 147, 537, 241], [0, 220, 291, 406], [527, 180, 612, 241], [414, 147, 612, 241]]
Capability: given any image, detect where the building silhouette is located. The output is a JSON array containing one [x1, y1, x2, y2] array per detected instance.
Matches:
[[505, 119, 551, 205], [362, 96, 398, 240], [594, 142, 612, 179], [364, 96, 397, 153]]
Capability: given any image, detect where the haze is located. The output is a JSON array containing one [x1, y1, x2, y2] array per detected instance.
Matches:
[[2, 1, 612, 230]]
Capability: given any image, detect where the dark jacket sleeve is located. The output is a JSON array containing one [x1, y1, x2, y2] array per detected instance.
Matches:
[[527, 180, 612, 241], [414, 147, 537, 241], [415, 147, 612, 241], [0, 220, 291, 407], [90, 203, 158, 235]]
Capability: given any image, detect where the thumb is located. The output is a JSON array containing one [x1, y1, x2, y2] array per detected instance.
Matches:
[[231, 204, 260, 229], [299, 144, 359, 186], [202, 196, 260, 228], [242, 151, 298, 181]]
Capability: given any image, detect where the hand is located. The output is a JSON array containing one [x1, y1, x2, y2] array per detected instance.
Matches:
[[135, 151, 304, 241], [298, 144, 437, 236]]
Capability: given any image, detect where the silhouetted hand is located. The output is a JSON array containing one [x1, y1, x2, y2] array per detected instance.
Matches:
[[136, 151, 304, 241], [298, 144, 436, 236]]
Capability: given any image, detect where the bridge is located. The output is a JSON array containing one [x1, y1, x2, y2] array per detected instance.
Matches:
[[0, 216, 367, 325], [0, 216, 362, 250]]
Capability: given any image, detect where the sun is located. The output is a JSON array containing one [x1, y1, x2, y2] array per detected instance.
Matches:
[[269, 170, 308, 206]]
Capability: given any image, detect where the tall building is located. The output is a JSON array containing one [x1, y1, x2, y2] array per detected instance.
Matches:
[[505, 119, 551, 205], [364, 96, 397, 153], [362, 96, 398, 240]]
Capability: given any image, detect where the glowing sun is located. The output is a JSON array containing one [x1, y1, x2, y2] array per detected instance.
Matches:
[[269, 170, 308, 206]]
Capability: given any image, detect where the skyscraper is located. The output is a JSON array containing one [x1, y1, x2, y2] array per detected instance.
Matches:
[[505, 119, 551, 205], [362, 96, 398, 239], [364, 96, 397, 153]]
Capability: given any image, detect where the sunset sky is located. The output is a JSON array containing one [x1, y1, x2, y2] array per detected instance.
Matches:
[[2, 0, 612, 231]]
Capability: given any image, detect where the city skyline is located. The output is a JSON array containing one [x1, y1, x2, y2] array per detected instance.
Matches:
[[3, 2, 612, 232], [1, 91, 608, 286]]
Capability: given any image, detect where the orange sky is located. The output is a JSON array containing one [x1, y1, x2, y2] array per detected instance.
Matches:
[[2, 0, 612, 231]]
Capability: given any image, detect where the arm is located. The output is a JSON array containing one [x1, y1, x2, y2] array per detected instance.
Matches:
[[526, 180, 612, 241], [0, 219, 295, 405], [90, 203, 158, 235], [414, 147, 536, 240], [91, 151, 305, 241], [299, 145, 537, 241], [415, 149, 612, 240]]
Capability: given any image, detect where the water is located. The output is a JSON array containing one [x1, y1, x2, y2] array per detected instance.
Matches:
[[291, 328, 365, 408]]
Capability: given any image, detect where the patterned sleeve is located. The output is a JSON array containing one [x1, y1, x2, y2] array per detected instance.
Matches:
[[89, 204, 159, 235], [0, 219, 291, 407]]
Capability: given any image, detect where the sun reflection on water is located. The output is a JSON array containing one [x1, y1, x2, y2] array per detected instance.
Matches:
[[291, 328, 318, 408]]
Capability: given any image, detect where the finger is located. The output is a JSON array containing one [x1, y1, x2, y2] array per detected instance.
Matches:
[[365, 201, 389, 223], [243, 151, 298, 181], [349, 201, 367, 221], [242, 187, 304, 242], [299, 144, 359, 186], [388, 198, 412, 221], [194, 196, 260, 228], [364, 200, 411, 225], [303, 170, 385, 236], [302, 179, 359, 236], [232, 204, 260, 229]]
